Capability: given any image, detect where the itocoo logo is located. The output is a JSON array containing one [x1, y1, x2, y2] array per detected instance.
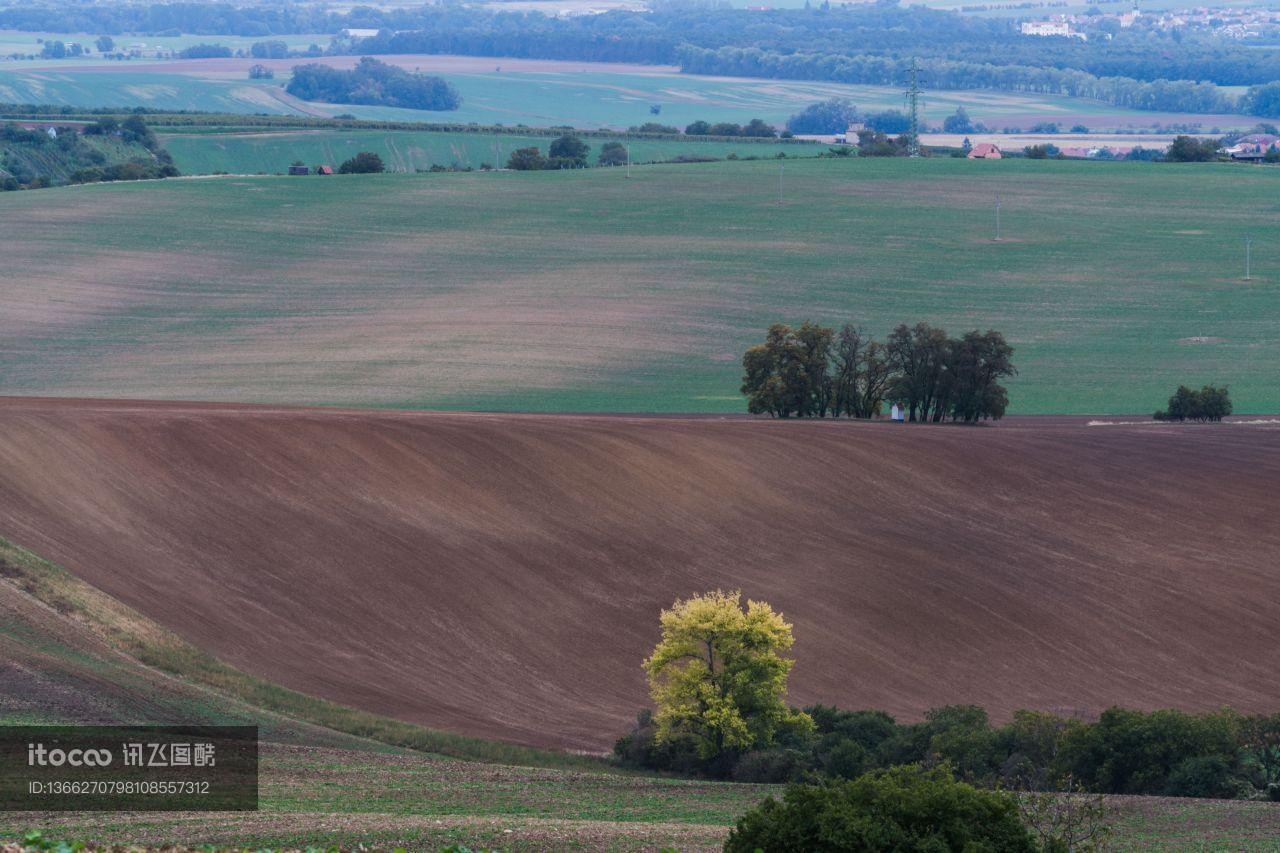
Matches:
[[27, 743, 113, 767]]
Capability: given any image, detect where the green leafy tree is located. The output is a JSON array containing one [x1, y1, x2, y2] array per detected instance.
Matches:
[[1165, 135, 1221, 162], [505, 146, 546, 171], [786, 98, 860, 135], [742, 118, 778, 138], [684, 120, 712, 135], [741, 322, 833, 418], [644, 590, 813, 763], [943, 106, 974, 133], [597, 141, 628, 166], [338, 151, 385, 174], [547, 133, 589, 167], [94, 35, 114, 53], [1154, 384, 1231, 421], [629, 122, 679, 134], [726, 765, 1037, 853]]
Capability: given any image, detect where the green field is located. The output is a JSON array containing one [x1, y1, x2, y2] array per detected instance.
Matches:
[[0, 29, 331, 57], [0, 60, 1250, 132], [1, 156, 1277, 415], [158, 127, 815, 174]]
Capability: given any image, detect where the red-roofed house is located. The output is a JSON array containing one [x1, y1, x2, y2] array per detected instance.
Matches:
[[316, 165, 335, 175], [968, 143, 1002, 159]]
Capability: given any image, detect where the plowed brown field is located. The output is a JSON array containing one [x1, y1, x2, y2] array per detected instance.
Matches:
[[0, 397, 1277, 751]]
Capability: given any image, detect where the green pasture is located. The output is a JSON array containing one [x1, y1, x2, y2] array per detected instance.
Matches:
[[159, 127, 814, 174], [1, 156, 1277, 414], [0, 61, 1247, 131], [0, 69, 297, 113]]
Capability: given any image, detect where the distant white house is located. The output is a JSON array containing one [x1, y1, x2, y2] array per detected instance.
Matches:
[[340, 28, 382, 39], [834, 122, 865, 144], [1021, 21, 1086, 39]]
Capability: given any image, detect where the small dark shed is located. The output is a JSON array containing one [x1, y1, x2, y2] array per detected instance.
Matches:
[[288, 165, 310, 176]]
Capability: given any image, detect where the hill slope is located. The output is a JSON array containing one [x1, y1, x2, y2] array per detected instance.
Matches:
[[0, 398, 1277, 750]]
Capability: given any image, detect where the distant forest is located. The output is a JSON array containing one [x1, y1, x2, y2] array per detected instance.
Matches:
[[6, 2, 1280, 117]]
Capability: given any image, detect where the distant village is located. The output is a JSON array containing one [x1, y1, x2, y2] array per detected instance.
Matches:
[[1017, 3, 1280, 40]]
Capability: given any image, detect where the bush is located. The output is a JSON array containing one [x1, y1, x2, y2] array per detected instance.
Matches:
[[1166, 755, 1239, 798], [733, 749, 807, 783], [598, 141, 628, 166], [628, 122, 678, 134], [506, 146, 546, 170], [725, 765, 1037, 853], [179, 43, 232, 59]]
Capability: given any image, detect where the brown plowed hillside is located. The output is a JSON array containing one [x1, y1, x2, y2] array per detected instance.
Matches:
[[0, 398, 1277, 751]]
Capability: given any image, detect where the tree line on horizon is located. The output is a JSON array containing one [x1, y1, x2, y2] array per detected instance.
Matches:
[[9, 3, 1280, 118], [741, 321, 1016, 422]]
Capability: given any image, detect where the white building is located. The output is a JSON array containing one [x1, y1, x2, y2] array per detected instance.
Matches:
[[1020, 21, 1086, 39]]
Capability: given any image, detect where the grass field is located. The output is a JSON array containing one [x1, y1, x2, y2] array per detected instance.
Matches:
[[0, 29, 330, 58], [0, 55, 1252, 132], [1, 156, 1277, 414], [157, 127, 815, 174]]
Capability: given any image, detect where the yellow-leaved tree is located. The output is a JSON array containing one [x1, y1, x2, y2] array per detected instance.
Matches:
[[644, 590, 813, 761]]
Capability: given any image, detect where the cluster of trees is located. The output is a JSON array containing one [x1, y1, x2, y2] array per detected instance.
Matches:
[[337, 151, 385, 174], [178, 43, 233, 59], [1164, 134, 1225, 162], [1154, 385, 1232, 422], [616, 592, 1280, 806], [286, 58, 461, 112], [684, 119, 777, 138], [786, 98, 860, 134], [679, 46, 1246, 118], [250, 40, 290, 59], [39, 40, 84, 59], [741, 322, 1016, 423], [505, 133, 592, 170]]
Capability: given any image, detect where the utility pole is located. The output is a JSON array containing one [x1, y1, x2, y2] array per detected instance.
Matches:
[[1245, 235, 1253, 280], [625, 144, 631, 179], [995, 194, 1002, 242], [777, 162, 784, 205], [905, 57, 922, 159]]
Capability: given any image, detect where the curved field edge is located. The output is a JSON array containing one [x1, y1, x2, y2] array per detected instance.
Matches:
[[0, 536, 605, 772]]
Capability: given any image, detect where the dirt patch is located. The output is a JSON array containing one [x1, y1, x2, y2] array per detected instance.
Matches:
[[0, 400, 1278, 751]]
